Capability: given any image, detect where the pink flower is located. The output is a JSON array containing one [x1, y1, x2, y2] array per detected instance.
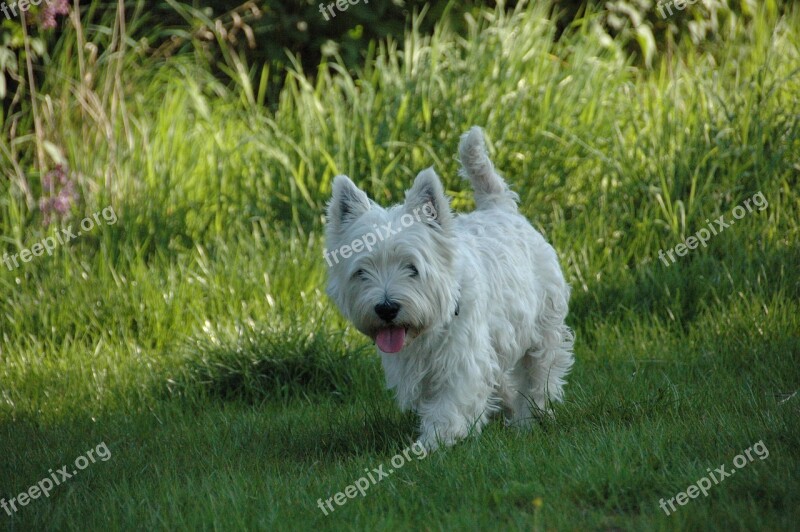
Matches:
[[53, 194, 71, 214], [40, 0, 71, 30], [42, 164, 66, 189], [39, 164, 79, 226]]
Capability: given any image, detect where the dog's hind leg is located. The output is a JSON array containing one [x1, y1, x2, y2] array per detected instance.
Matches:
[[526, 322, 574, 414], [508, 321, 574, 426]]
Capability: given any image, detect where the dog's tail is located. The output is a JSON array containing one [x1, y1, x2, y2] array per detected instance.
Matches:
[[458, 126, 519, 212]]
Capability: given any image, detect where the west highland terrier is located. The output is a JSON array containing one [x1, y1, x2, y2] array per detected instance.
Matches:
[[325, 127, 574, 450]]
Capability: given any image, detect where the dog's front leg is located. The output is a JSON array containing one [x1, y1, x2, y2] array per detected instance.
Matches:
[[415, 384, 493, 451]]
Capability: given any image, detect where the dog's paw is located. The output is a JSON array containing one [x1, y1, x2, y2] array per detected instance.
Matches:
[[416, 428, 465, 451], [414, 438, 438, 453]]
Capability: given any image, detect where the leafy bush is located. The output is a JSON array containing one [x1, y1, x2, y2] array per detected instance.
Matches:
[[558, 0, 777, 66]]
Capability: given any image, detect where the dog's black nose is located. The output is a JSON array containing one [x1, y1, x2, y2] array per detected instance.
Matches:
[[375, 301, 401, 322]]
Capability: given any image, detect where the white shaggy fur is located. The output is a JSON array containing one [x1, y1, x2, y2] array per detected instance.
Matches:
[[325, 127, 574, 450]]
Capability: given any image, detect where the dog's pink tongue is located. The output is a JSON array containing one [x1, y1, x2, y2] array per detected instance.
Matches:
[[376, 327, 406, 353]]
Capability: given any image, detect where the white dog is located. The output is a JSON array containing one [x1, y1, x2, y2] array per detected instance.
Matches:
[[325, 127, 574, 450]]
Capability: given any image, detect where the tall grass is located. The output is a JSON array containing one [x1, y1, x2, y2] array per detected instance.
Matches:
[[2, 0, 795, 342]]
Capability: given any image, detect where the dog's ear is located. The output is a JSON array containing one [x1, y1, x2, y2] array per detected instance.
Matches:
[[327, 175, 371, 231], [404, 167, 452, 231]]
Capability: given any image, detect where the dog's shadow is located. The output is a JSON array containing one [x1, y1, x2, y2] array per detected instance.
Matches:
[[165, 327, 420, 461], [267, 402, 419, 461]]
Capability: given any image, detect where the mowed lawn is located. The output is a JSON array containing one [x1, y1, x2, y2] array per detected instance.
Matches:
[[1, 2, 798, 530]]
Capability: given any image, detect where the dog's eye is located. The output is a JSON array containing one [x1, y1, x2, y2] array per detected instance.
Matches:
[[407, 264, 419, 277], [353, 269, 367, 280]]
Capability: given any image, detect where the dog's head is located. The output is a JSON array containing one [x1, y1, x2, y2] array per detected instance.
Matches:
[[324, 168, 460, 353]]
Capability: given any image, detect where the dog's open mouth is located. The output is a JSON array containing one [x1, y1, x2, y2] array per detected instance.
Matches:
[[375, 327, 407, 353]]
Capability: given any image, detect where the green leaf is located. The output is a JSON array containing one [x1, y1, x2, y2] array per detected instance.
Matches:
[[43, 141, 67, 166]]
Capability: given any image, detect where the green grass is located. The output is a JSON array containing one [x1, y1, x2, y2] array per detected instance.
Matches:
[[1, 1, 799, 529]]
